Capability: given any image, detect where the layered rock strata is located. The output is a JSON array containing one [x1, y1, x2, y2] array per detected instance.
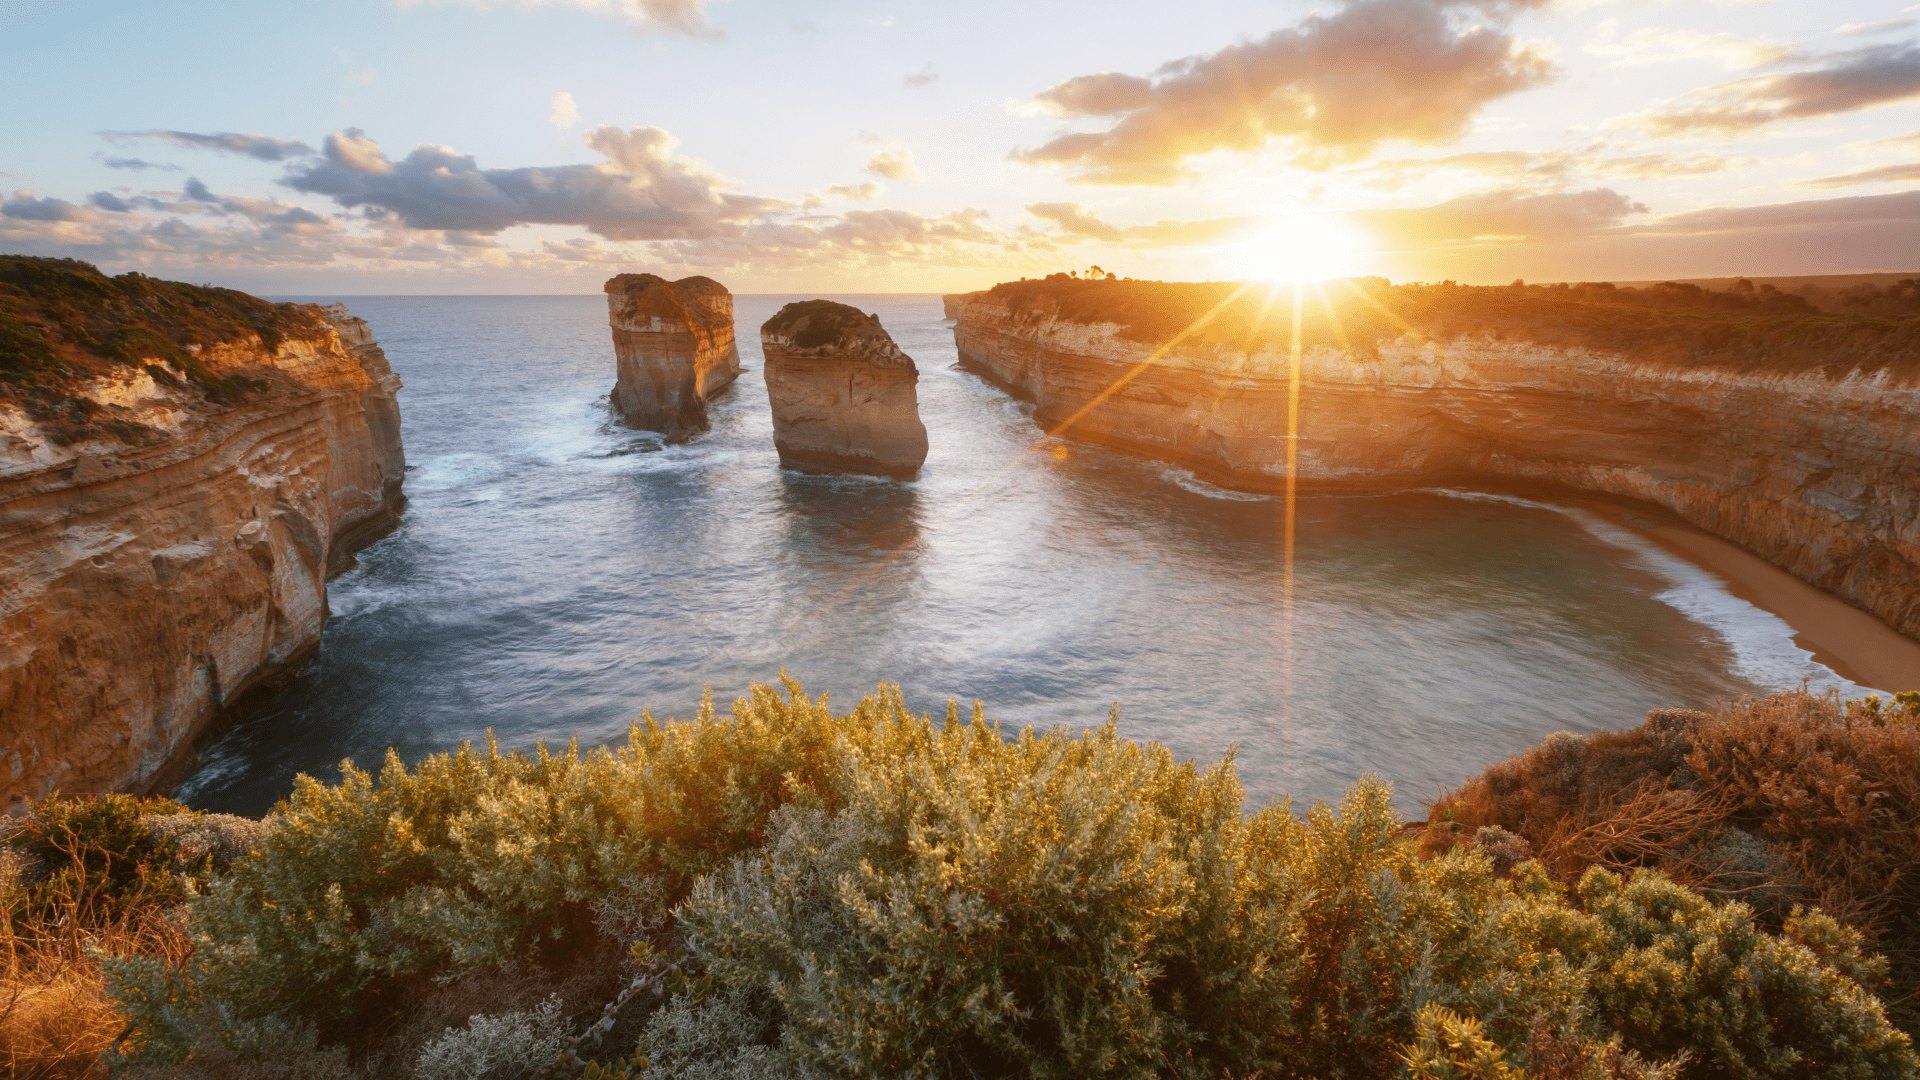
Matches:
[[761, 300, 929, 479], [954, 284, 1920, 640], [605, 274, 740, 443], [1, 304, 404, 809]]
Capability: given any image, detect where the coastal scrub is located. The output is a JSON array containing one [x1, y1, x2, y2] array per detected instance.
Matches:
[[81, 680, 1919, 1079]]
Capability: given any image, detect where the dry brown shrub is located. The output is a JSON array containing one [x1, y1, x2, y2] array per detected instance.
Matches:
[[1685, 689, 1920, 938], [1, 884, 191, 1080]]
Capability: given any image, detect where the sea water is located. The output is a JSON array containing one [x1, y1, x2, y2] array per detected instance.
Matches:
[[174, 295, 1870, 817]]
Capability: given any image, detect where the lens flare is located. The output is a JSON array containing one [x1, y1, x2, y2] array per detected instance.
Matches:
[[1227, 214, 1375, 284]]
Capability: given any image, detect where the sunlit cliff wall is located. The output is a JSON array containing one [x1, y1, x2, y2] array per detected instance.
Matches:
[[953, 281, 1920, 640], [606, 273, 740, 444], [0, 302, 404, 809]]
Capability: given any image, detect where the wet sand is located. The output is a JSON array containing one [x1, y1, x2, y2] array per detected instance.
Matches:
[[1573, 497, 1920, 694]]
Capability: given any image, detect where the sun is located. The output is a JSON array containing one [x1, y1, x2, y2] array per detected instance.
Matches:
[[1222, 214, 1376, 283]]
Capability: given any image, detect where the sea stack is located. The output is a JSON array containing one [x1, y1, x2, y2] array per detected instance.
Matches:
[[604, 273, 740, 444], [761, 300, 929, 479]]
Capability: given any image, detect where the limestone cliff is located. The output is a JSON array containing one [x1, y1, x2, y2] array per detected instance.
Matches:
[[761, 300, 929, 479], [954, 278, 1920, 640], [605, 274, 740, 444], [942, 292, 985, 321], [0, 258, 405, 809]]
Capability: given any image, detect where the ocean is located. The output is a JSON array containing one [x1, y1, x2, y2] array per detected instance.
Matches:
[[174, 294, 1869, 817]]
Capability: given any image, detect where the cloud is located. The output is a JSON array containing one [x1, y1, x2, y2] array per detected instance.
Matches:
[[395, 0, 719, 37], [3, 191, 104, 223], [1797, 162, 1920, 189], [1022, 202, 1256, 246], [1584, 22, 1790, 69], [1009, 0, 1556, 184], [1024, 201, 1125, 241], [100, 130, 316, 161], [1353, 146, 1744, 189], [1356, 187, 1647, 245], [1642, 189, 1920, 235], [866, 147, 922, 180], [826, 182, 883, 200], [903, 63, 939, 89], [285, 126, 780, 239], [336, 48, 377, 85], [550, 91, 580, 129], [1629, 43, 1920, 135], [99, 156, 181, 172], [1838, 19, 1916, 36]]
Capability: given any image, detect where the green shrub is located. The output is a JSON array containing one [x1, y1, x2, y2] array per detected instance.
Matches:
[[3, 793, 203, 927], [1549, 866, 1915, 1079], [670, 712, 1591, 1079], [102, 681, 1920, 1079]]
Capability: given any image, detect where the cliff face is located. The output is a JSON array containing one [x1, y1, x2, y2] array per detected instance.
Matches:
[[605, 274, 740, 444], [761, 300, 929, 479], [954, 284, 1920, 640], [0, 281, 404, 809], [942, 292, 984, 321]]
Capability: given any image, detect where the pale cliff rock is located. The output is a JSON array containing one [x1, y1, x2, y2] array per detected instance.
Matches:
[[942, 292, 985, 321], [605, 274, 740, 443], [954, 282, 1920, 641], [0, 279, 404, 810], [761, 300, 929, 479]]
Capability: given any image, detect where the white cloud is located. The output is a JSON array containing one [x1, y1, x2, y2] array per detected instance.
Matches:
[[865, 148, 921, 181], [1584, 22, 1791, 70], [550, 91, 580, 129], [396, 0, 720, 37]]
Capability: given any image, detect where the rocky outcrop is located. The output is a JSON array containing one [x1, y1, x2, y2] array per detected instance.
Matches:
[[954, 280, 1920, 640], [942, 292, 985, 321], [606, 274, 740, 443], [761, 301, 928, 479], [0, 281, 404, 810]]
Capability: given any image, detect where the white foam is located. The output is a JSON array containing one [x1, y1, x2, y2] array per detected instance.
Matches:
[[1420, 488, 1882, 696], [1162, 466, 1272, 502], [409, 452, 504, 491]]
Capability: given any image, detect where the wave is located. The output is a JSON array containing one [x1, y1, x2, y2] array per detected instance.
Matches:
[[1419, 488, 1879, 696], [1162, 467, 1273, 502]]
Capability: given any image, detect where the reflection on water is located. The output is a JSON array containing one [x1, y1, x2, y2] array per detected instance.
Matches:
[[175, 294, 1851, 818]]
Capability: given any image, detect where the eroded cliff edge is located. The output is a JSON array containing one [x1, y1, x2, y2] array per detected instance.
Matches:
[[606, 273, 740, 444], [0, 257, 405, 809], [954, 277, 1920, 640]]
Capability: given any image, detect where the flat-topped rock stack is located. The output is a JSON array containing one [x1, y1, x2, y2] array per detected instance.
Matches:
[[604, 273, 740, 444], [760, 300, 929, 479]]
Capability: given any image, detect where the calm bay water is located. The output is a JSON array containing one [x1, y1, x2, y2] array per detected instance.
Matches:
[[175, 294, 1863, 816]]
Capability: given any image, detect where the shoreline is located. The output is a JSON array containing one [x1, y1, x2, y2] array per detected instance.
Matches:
[[1564, 494, 1920, 695]]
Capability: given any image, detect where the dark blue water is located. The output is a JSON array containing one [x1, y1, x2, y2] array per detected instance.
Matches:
[[175, 295, 1861, 817]]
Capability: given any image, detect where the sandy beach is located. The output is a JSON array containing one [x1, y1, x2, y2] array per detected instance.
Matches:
[[1572, 496, 1920, 695]]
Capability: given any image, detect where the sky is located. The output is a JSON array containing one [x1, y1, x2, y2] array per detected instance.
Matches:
[[2, 0, 1917, 293]]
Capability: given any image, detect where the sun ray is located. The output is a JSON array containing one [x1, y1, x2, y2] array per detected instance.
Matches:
[[1282, 282, 1303, 735], [767, 280, 1267, 652]]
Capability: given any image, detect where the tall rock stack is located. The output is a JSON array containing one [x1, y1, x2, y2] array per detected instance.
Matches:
[[760, 300, 929, 479], [605, 274, 740, 444]]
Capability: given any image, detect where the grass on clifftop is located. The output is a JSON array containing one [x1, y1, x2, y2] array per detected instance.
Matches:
[[0, 255, 318, 444], [982, 274, 1920, 377], [11, 679, 1920, 1079]]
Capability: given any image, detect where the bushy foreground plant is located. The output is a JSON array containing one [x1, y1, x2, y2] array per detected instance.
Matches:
[[2, 795, 255, 1080], [104, 680, 1920, 1079]]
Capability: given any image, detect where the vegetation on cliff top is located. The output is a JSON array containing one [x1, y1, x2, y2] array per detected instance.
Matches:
[[980, 274, 1920, 377], [760, 299, 889, 350], [0, 255, 321, 443], [10, 680, 1920, 1079]]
